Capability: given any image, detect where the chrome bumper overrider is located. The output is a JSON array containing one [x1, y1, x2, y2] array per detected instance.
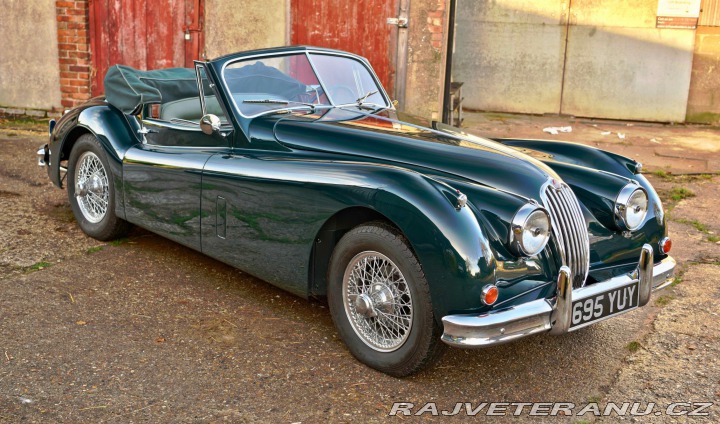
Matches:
[[441, 244, 676, 347], [37, 144, 48, 167]]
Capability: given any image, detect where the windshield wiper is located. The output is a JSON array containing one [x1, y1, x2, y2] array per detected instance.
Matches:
[[242, 99, 320, 119], [243, 99, 289, 105], [243, 98, 317, 113], [356, 90, 379, 105]]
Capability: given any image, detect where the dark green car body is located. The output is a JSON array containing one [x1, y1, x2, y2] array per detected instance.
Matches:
[[43, 46, 671, 335]]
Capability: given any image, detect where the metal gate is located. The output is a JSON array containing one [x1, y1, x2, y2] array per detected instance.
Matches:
[[89, 0, 204, 96], [291, 0, 404, 99], [453, 0, 696, 122]]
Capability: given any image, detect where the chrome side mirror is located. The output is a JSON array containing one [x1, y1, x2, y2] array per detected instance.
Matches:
[[200, 114, 221, 135]]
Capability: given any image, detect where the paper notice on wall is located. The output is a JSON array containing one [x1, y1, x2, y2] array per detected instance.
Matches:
[[656, 0, 701, 29]]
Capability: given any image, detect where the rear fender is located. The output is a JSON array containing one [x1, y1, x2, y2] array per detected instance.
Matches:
[[49, 103, 141, 219]]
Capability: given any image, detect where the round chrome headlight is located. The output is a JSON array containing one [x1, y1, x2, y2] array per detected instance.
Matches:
[[509, 204, 551, 257], [615, 183, 648, 231]]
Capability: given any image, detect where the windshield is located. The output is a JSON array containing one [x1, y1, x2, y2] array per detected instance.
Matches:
[[222, 52, 388, 117], [309, 53, 386, 107]]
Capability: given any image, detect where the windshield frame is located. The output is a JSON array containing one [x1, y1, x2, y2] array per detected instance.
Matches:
[[218, 49, 393, 119]]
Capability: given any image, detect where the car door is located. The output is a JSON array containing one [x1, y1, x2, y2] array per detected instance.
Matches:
[[200, 146, 328, 297], [123, 64, 232, 250], [122, 123, 230, 250]]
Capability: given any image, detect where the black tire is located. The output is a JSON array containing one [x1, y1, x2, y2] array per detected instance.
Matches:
[[67, 134, 131, 241], [327, 222, 445, 377]]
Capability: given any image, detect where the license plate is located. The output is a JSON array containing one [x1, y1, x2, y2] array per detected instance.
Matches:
[[570, 282, 639, 329]]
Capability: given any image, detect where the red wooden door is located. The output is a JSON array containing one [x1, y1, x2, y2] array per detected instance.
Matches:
[[291, 0, 400, 96], [89, 0, 204, 96]]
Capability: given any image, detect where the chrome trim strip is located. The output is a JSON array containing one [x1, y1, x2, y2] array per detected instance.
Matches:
[[441, 254, 675, 347]]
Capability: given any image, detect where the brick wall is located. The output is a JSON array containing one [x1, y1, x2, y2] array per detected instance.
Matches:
[[56, 0, 91, 109], [426, 0, 446, 50]]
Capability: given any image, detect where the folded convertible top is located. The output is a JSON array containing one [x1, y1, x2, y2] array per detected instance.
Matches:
[[103, 65, 199, 114]]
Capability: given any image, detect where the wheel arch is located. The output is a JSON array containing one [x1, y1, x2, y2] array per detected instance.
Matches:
[[308, 206, 413, 299]]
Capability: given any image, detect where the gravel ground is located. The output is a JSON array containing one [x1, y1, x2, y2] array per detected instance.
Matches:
[[1, 126, 718, 422]]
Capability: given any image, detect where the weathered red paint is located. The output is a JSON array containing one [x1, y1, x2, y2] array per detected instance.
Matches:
[[89, 0, 203, 96], [291, 0, 399, 96]]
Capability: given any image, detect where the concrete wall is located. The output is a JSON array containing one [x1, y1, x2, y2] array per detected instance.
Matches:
[[0, 0, 62, 111], [453, 0, 697, 122], [686, 26, 720, 124], [204, 0, 289, 59]]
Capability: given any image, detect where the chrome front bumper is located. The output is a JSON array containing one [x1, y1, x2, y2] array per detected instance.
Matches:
[[441, 244, 676, 347]]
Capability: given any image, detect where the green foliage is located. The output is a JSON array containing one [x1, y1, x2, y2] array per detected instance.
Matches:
[[626, 341, 641, 352], [674, 218, 708, 233], [27, 261, 51, 272], [109, 238, 129, 246], [655, 295, 674, 306], [651, 169, 671, 180], [669, 187, 695, 202]]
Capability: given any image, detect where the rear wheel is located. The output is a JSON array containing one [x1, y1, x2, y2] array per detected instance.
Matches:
[[328, 223, 445, 377], [67, 134, 130, 241]]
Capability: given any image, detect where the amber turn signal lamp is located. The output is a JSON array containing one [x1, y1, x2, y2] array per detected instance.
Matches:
[[481, 285, 499, 306], [659, 237, 672, 254]]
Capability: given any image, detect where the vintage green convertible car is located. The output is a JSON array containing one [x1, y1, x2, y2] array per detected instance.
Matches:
[[38, 46, 675, 376]]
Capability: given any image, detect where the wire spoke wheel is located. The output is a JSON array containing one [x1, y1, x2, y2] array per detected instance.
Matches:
[[74, 151, 109, 223], [342, 251, 413, 352]]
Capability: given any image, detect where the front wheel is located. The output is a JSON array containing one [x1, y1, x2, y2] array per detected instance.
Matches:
[[67, 134, 130, 241], [328, 223, 445, 377]]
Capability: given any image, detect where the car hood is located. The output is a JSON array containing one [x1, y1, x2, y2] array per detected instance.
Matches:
[[272, 108, 560, 200]]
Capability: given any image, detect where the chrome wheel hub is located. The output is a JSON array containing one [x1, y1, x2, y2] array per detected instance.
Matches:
[[354, 283, 395, 318], [74, 151, 109, 224], [342, 251, 413, 352]]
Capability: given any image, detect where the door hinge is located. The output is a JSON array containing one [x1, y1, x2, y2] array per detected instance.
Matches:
[[387, 17, 408, 28]]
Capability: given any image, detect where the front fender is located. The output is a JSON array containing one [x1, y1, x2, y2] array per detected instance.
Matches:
[[304, 161, 528, 318], [368, 172, 498, 318], [496, 138, 640, 178]]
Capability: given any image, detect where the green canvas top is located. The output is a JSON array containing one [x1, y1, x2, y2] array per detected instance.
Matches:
[[103, 65, 199, 114]]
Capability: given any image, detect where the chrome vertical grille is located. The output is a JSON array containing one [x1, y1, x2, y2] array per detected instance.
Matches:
[[542, 181, 590, 288]]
